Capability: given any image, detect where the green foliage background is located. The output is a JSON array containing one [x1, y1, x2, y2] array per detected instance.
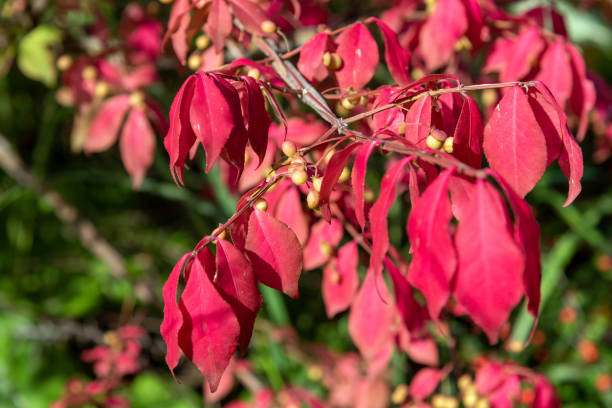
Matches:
[[0, 0, 611, 407]]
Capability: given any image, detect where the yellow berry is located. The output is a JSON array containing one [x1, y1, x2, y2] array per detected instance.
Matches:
[[322, 52, 332, 67], [445, 397, 459, 408], [82, 65, 97, 81], [341, 97, 356, 111], [432, 395, 446, 408], [307, 190, 320, 209], [254, 198, 268, 211], [329, 268, 341, 284], [247, 67, 261, 80], [56, 54, 72, 71], [195, 34, 210, 50], [398, 122, 406, 135], [462, 390, 478, 407], [261, 20, 277, 34], [364, 188, 375, 203], [322, 52, 342, 70], [94, 81, 109, 98], [282, 140, 297, 157], [481, 89, 498, 108], [291, 169, 308, 185], [442, 136, 454, 153], [426, 135, 444, 150], [129, 91, 145, 107], [335, 101, 351, 117], [212, 225, 227, 240], [391, 384, 409, 404], [457, 375, 472, 390], [312, 177, 322, 192], [307, 365, 323, 381], [338, 166, 350, 183], [320, 241, 333, 257], [187, 52, 201, 70], [475, 399, 490, 408]]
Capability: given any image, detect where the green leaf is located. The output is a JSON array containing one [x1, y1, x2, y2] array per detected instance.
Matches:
[[17, 25, 62, 86]]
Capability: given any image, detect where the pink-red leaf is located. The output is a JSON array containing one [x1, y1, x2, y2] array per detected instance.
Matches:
[[352, 141, 379, 232], [535, 41, 572, 109], [303, 219, 344, 270], [386, 259, 428, 333], [178, 250, 239, 392], [205, 0, 232, 54], [320, 142, 361, 221], [322, 241, 359, 318], [160, 253, 191, 378], [215, 238, 262, 352], [242, 76, 271, 167], [454, 180, 525, 343], [334, 23, 379, 91], [418, 0, 467, 71], [85, 94, 131, 153], [483, 85, 547, 197], [368, 18, 411, 86], [453, 96, 484, 168], [407, 169, 456, 322], [245, 209, 303, 298], [369, 158, 411, 278], [348, 270, 395, 360], [405, 96, 432, 147], [227, 0, 271, 37], [297, 33, 333, 82], [501, 28, 545, 82], [410, 368, 441, 401], [119, 107, 155, 189]]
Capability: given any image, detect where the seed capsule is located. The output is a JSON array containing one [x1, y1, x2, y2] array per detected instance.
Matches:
[[391, 384, 409, 404], [246, 67, 261, 80], [56, 55, 72, 71], [320, 241, 333, 257], [312, 177, 322, 192], [442, 136, 454, 153], [82, 65, 97, 81], [195, 34, 210, 50], [291, 169, 308, 185], [282, 140, 297, 157], [338, 166, 350, 183], [475, 399, 490, 408], [187, 52, 201, 70], [307, 190, 320, 209], [341, 97, 356, 111], [457, 374, 472, 390], [129, 91, 145, 107], [322, 52, 342, 70], [254, 198, 268, 211], [94, 82, 109, 98], [261, 20, 277, 34]]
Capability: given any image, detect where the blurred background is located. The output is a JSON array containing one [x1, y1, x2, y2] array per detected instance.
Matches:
[[0, 0, 611, 407]]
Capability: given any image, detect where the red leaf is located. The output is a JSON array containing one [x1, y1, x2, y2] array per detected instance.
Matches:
[[501, 28, 545, 82], [368, 18, 411, 86], [534, 84, 583, 206], [533, 377, 560, 408], [273, 186, 309, 245], [407, 169, 456, 322], [418, 0, 467, 70], [492, 171, 541, 317], [401, 336, 439, 367], [227, 0, 271, 37], [334, 23, 379, 91], [160, 253, 191, 378], [242, 76, 271, 167], [567, 43, 596, 141], [369, 158, 411, 278], [205, 0, 232, 54], [410, 368, 441, 401], [322, 241, 359, 318], [215, 238, 262, 352], [453, 96, 484, 168], [119, 107, 155, 189], [483, 85, 547, 197], [490, 374, 520, 408], [85, 94, 131, 153], [535, 41, 572, 109], [475, 360, 506, 394], [178, 250, 240, 392], [303, 219, 344, 270], [320, 142, 361, 221], [405, 96, 432, 147], [245, 209, 303, 298], [164, 75, 197, 185], [453, 180, 525, 343], [387, 259, 428, 333], [190, 73, 246, 174], [527, 89, 563, 165], [352, 141, 379, 232], [297, 33, 333, 82], [348, 270, 395, 360]]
